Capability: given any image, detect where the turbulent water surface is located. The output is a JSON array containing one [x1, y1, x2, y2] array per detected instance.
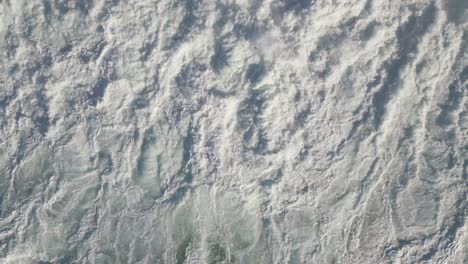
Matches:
[[0, 0, 467, 263]]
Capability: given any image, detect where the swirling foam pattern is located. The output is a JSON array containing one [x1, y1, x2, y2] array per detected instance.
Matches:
[[0, 0, 466, 263]]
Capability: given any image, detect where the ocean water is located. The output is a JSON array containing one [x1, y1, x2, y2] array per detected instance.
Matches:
[[0, 0, 466, 263]]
